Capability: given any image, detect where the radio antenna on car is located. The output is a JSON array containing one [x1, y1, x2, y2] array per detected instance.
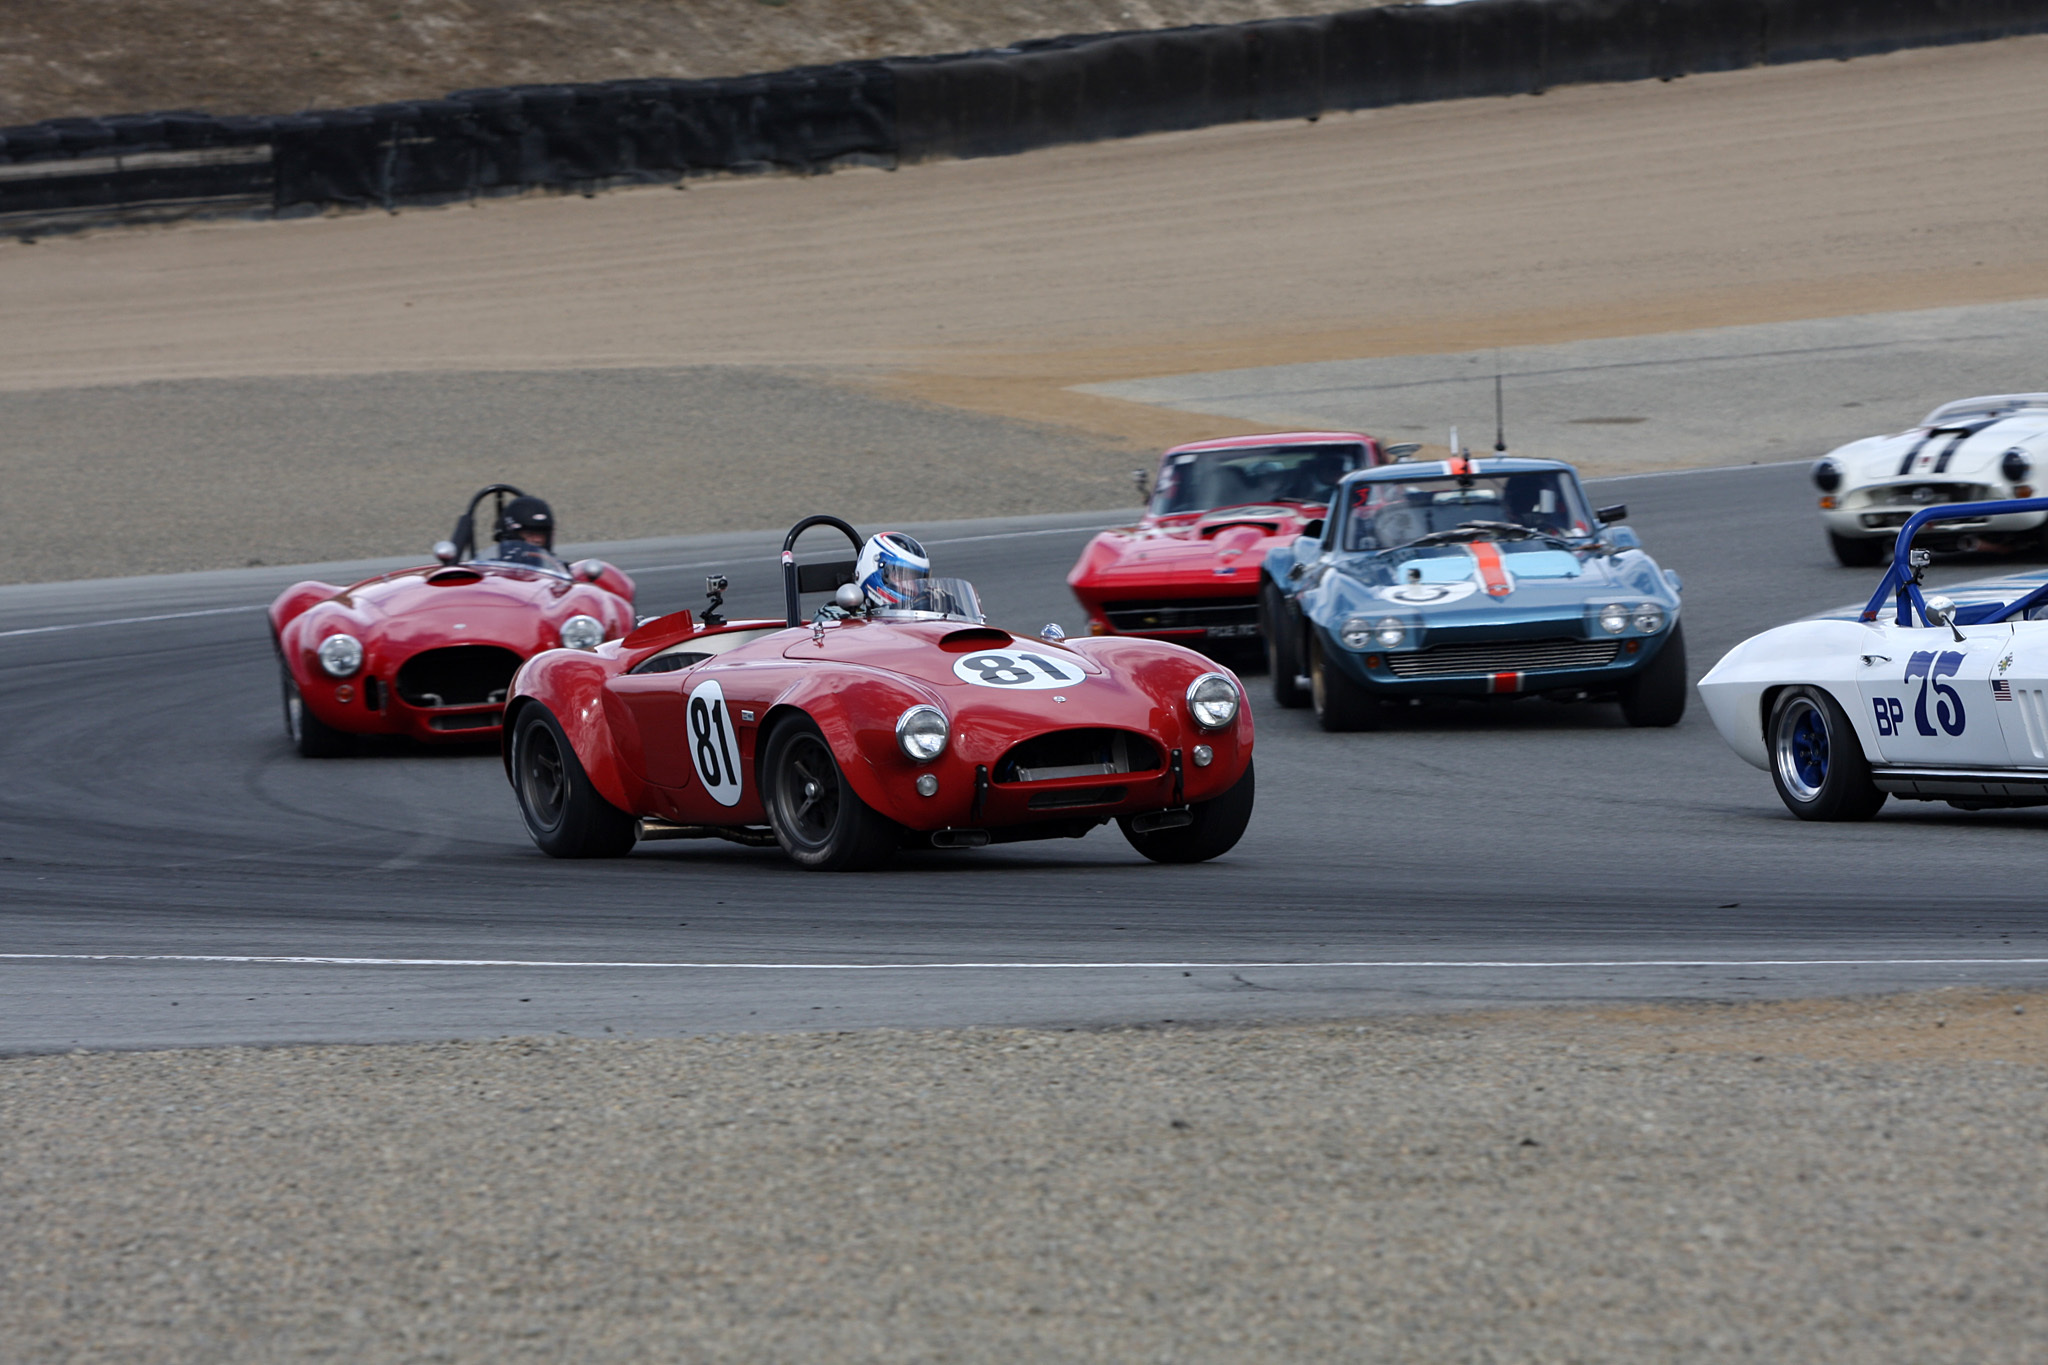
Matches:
[[1494, 371, 1507, 454]]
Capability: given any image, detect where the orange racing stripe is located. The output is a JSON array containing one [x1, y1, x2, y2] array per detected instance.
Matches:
[[1469, 542, 1513, 598]]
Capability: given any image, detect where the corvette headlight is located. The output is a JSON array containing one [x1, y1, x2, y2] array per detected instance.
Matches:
[[560, 614, 604, 651], [1598, 603, 1630, 635], [316, 633, 363, 678], [1187, 673, 1240, 730], [1632, 603, 1667, 634], [895, 705, 949, 763], [1341, 615, 1409, 649], [2002, 448, 2032, 484], [1812, 458, 1843, 493]]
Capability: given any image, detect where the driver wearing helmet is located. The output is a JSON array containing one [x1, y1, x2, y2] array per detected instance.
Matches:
[[490, 495, 560, 568], [855, 531, 931, 610]]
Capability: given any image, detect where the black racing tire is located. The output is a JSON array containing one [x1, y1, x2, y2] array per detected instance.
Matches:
[[1261, 578, 1309, 708], [1310, 635, 1380, 732], [510, 705, 638, 858], [1619, 623, 1689, 728], [1829, 530, 1888, 568], [761, 717, 899, 871], [1119, 758, 1256, 864], [280, 660, 352, 758], [1766, 686, 1887, 822]]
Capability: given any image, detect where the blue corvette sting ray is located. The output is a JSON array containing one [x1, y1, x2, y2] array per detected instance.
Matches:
[[1258, 454, 1686, 731]]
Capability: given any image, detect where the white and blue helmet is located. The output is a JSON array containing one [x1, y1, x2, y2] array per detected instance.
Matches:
[[855, 531, 930, 609]]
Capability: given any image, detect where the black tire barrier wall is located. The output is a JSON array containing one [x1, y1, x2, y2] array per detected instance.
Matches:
[[4, 0, 2045, 227]]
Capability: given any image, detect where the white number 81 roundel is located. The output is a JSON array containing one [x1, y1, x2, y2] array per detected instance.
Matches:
[[686, 678, 744, 806], [951, 649, 1085, 690]]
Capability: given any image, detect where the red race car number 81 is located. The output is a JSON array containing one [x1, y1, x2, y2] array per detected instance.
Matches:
[[951, 649, 1083, 690], [686, 678, 744, 806]]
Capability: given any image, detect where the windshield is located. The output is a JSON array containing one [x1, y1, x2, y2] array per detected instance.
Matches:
[[472, 540, 569, 576], [1151, 443, 1369, 516], [871, 575, 984, 624], [1340, 471, 1594, 553]]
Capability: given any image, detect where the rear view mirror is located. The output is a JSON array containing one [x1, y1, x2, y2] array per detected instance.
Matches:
[[1596, 504, 1628, 524], [1383, 443, 1422, 461], [432, 540, 459, 564]]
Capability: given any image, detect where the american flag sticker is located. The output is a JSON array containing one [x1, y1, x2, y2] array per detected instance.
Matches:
[[1994, 679, 2014, 701]]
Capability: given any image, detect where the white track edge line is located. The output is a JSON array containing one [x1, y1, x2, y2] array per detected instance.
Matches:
[[3, 954, 2046, 970], [0, 604, 266, 639]]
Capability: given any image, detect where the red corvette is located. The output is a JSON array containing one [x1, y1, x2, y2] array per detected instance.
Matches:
[[503, 516, 1256, 871], [269, 485, 636, 756], [1067, 432, 1399, 652]]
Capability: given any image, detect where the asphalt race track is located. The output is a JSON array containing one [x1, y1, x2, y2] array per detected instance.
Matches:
[[4, 465, 2047, 1053]]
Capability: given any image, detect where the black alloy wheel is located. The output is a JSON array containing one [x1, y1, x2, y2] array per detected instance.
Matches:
[[1119, 758, 1256, 864], [1262, 578, 1308, 708], [279, 659, 352, 758], [1766, 686, 1887, 822], [761, 717, 898, 871], [1619, 623, 1689, 727], [512, 706, 637, 857], [1310, 635, 1380, 732]]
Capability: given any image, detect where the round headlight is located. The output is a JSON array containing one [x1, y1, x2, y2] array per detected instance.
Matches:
[[1374, 617, 1406, 648], [1812, 458, 1842, 493], [1598, 603, 1630, 635], [2002, 448, 2032, 484], [1340, 616, 1374, 650], [1632, 603, 1667, 634], [316, 633, 363, 678], [1187, 672, 1241, 730], [895, 704, 949, 763], [560, 614, 604, 651]]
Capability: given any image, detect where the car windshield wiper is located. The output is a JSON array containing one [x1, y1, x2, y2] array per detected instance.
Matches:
[[1397, 520, 1540, 548]]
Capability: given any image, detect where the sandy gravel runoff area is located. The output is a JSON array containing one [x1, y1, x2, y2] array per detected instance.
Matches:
[[7, 991, 2047, 1363], [2, 37, 2047, 577]]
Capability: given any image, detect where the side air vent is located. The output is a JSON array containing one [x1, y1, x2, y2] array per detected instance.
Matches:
[[395, 645, 524, 708]]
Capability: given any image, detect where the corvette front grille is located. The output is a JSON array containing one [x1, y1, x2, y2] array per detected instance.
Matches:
[[1385, 638, 1620, 677], [1103, 598, 1257, 632]]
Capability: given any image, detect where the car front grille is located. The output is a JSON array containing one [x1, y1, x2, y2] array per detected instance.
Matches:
[[427, 709, 503, 731], [995, 729, 1160, 784], [395, 645, 524, 708], [1103, 597, 1258, 632], [1385, 638, 1620, 677], [1877, 483, 1986, 506]]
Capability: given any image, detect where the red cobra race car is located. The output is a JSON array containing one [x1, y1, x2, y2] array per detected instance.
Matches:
[[270, 484, 636, 756], [1067, 432, 1403, 654], [503, 515, 1256, 871]]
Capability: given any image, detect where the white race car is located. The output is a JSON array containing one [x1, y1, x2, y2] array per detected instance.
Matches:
[[1812, 393, 2048, 566], [1701, 496, 2048, 820]]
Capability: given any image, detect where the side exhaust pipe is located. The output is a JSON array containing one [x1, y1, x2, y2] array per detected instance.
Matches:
[[929, 828, 991, 849]]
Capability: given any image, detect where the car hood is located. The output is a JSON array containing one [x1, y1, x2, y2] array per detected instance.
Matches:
[[1827, 413, 2048, 487], [1323, 543, 1678, 617], [773, 617, 1208, 728], [1070, 506, 1320, 588], [327, 565, 589, 654]]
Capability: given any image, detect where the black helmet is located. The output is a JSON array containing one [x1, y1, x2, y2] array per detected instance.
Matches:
[[496, 495, 555, 548]]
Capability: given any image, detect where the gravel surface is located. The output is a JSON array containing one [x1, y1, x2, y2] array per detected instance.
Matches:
[[7, 990, 2045, 1362]]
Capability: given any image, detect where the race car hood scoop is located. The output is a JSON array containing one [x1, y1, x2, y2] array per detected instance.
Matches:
[[425, 567, 485, 586]]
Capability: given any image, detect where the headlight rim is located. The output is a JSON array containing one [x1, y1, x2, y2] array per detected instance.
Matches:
[[1631, 602, 1668, 635], [559, 613, 605, 652], [895, 703, 950, 763], [1597, 602, 1630, 636], [315, 632, 364, 678], [1186, 671, 1241, 731]]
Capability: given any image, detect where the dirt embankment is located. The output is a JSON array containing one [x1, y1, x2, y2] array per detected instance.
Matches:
[[0, 0, 1391, 127]]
